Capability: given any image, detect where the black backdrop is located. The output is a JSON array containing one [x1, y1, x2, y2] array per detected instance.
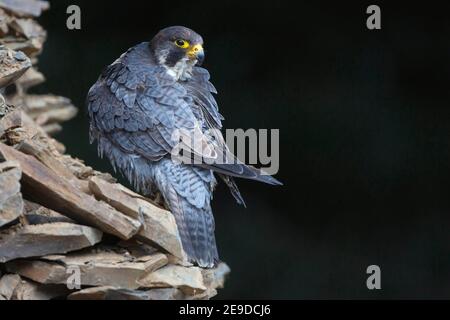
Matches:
[[33, 0, 450, 298]]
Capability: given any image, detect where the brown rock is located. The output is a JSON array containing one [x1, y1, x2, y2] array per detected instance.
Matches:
[[67, 286, 148, 300], [0, 46, 31, 88], [11, 278, 69, 300], [0, 0, 49, 18], [117, 239, 159, 257], [18, 138, 77, 180], [23, 200, 75, 225], [144, 288, 185, 300], [89, 176, 143, 220], [15, 66, 44, 90], [137, 205, 186, 260], [68, 286, 185, 300], [138, 264, 207, 296], [0, 273, 21, 299], [20, 94, 77, 125], [0, 109, 37, 145], [0, 160, 23, 227], [0, 109, 96, 185], [202, 262, 231, 291], [7, 249, 168, 289], [89, 176, 185, 259], [6, 260, 66, 284], [5, 95, 77, 133], [0, 222, 103, 262], [9, 17, 45, 40], [59, 154, 116, 182], [193, 263, 231, 300], [0, 9, 10, 36], [0, 142, 142, 239]]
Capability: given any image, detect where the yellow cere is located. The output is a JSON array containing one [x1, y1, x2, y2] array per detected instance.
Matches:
[[187, 44, 204, 57]]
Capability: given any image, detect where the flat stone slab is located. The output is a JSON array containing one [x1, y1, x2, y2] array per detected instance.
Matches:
[[0, 222, 103, 262]]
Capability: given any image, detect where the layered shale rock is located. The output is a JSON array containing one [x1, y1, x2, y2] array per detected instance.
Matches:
[[0, 0, 230, 300]]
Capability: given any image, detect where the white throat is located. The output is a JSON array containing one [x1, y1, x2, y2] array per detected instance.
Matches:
[[165, 58, 195, 81]]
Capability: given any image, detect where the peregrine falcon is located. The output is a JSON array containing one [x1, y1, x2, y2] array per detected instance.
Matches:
[[87, 26, 281, 268]]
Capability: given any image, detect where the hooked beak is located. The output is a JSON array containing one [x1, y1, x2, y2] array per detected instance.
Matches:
[[188, 44, 205, 66]]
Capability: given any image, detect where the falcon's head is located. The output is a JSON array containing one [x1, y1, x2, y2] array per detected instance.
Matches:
[[150, 26, 204, 80]]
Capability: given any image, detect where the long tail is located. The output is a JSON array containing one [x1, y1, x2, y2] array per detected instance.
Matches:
[[165, 185, 218, 268]]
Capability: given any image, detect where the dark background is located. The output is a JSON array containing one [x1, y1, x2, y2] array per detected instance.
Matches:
[[33, 0, 450, 298]]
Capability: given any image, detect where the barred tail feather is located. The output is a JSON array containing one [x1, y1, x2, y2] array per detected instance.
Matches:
[[165, 186, 218, 268]]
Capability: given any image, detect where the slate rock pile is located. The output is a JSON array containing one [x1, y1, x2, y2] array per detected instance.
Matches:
[[0, 0, 230, 300]]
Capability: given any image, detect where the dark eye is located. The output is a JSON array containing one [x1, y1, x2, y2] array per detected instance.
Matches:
[[174, 39, 189, 48]]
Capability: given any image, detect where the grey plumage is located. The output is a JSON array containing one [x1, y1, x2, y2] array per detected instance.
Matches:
[[87, 26, 281, 268]]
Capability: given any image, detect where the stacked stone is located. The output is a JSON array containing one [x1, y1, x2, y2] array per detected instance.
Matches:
[[0, 0, 76, 135], [0, 0, 229, 300]]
